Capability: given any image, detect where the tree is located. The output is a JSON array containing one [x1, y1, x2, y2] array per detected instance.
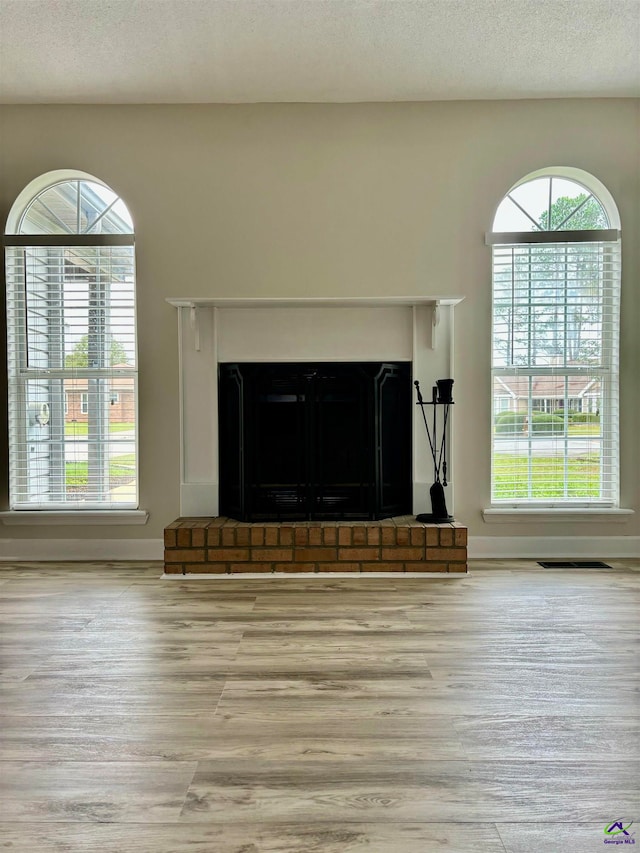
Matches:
[[536, 194, 607, 363], [494, 195, 607, 368], [537, 194, 608, 231], [65, 335, 128, 368]]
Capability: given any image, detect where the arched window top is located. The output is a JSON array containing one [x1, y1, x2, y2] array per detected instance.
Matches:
[[5, 169, 133, 236], [492, 167, 620, 234]]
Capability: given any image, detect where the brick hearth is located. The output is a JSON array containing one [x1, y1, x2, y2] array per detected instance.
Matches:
[[164, 516, 467, 574]]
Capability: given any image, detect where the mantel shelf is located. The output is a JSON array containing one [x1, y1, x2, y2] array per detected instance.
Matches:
[[166, 296, 464, 309]]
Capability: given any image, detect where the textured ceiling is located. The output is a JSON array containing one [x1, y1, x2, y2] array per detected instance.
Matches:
[[1, 0, 639, 104]]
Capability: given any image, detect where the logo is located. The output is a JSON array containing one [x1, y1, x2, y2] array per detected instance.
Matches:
[[604, 820, 635, 845]]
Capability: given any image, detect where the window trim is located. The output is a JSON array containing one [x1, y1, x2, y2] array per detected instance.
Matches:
[[0, 510, 149, 525], [486, 228, 620, 245], [5, 234, 134, 246], [482, 507, 633, 523]]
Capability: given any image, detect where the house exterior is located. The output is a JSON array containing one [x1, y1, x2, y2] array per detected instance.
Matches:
[[494, 375, 601, 415], [64, 367, 135, 425]]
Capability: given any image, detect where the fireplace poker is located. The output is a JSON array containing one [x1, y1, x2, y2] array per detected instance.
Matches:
[[414, 381, 438, 475], [433, 394, 438, 482], [439, 402, 451, 486]]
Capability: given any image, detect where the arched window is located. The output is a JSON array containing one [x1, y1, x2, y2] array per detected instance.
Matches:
[[4, 170, 137, 509], [488, 168, 621, 506]]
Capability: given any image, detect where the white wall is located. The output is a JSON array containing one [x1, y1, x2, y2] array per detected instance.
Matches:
[[0, 100, 638, 552]]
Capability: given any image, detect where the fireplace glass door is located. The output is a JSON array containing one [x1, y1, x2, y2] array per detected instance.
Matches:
[[219, 362, 411, 522]]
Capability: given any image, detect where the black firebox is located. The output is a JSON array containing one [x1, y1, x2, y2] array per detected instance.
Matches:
[[218, 362, 411, 522]]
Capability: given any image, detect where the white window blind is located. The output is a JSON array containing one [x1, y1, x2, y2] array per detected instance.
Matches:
[[4, 176, 138, 510], [490, 234, 621, 506]]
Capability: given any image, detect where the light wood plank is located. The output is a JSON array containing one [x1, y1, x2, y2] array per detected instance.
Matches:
[[0, 713, 466, 761], [181, 759, 639, 822], [0, 761, 197, 822], [0, 822, 507, 852], [0, 559, 636, 849]]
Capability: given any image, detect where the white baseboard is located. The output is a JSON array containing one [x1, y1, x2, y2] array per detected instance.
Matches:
[[469, 535, 640, 559], [0, 538, 164, 561]]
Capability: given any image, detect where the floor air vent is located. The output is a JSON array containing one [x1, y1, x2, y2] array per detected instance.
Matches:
[[537, 560, 612, 569]]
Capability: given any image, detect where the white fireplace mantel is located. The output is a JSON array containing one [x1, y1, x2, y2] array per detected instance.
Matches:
[[167, 295, 463, 518]]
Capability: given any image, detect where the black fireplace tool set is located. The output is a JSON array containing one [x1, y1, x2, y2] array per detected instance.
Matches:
[[414, 378, 454, 523]]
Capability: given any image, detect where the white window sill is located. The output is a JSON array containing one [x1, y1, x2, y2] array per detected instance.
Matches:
[[0, 510, 149, 526], [483, 507, 634, 524]]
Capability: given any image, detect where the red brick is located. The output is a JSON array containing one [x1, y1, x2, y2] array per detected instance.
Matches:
[[163, 564, 183, 574], [165, 519, 182, 529], [176, 528, 192, 547], [185, 562, 228, 574], [295, 547, 338, 562], [294, 527, 309, 546], [279, 526, 294, 546], [221, 527, 235, 546], [395, 527, 410, 545], [308, 526, 323, 546], [207, 528, 221, 547], [275, 562, 317, 573], [381, 547, 423, 561], [361, 561, 404, 572], [319, 562, 360, 572], [426, 547, 467, 562], [165, 549, 205, 562], [448, 563, 468, 573], [407, 561, 447, 572], [439, 526, 454, 547], [230, 562, 272, 573], [252, 548, 293, 562], [381, 527, 396, 546], [454, 527, 468, 546], [250, 527, 265, 546], [366, 527, 381, 545], [208, 548, 250, 562], [191, 528, 206, 547], [425, 526, 439, 546], [323, 527, 337, 546], [264, 526, 279, 546], [235, 527, 251, 546], [337, 527, 352, 546], [338, 547, 379, 561], [410, 527, 425, 546], [163, 529, 177, 547], [352, 527, 367, 545]]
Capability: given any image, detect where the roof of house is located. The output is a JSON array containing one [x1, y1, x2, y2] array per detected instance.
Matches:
[[495, 375, 600, 398]]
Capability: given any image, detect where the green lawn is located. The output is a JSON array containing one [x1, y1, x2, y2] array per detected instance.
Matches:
[[66, 455, 136, 488], [495, 425, 600, 437], [568, 423, 601, 436], [493, 453, 601, 500], [65, 422, 135, 436]]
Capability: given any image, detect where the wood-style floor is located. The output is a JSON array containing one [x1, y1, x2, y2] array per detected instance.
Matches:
[[0, 559, 638, 852]]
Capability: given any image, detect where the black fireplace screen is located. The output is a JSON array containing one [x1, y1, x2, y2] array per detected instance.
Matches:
[[219, 362, 411, 522]]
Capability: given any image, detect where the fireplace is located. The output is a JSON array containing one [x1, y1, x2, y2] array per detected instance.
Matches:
[[219, 361, 411, 521], [165, 296, 467, 575], [166, 296, 462, 518]]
